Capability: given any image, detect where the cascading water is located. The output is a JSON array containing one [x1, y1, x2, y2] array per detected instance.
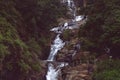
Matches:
[[46, 0, 84, 80], [47, 34, 65, 61]]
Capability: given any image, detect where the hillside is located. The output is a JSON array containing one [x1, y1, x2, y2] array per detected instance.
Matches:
[[0, 0, 66, 80]]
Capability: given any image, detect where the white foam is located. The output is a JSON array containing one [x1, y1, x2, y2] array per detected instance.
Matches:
[[75, 16, 83, 21], [47, 34, 65, 61]]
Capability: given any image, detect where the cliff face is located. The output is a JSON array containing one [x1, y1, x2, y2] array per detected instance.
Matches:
[[0, 0, 66, 80]]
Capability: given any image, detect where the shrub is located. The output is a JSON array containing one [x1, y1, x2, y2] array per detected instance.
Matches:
[[93, 59, 120, 80]]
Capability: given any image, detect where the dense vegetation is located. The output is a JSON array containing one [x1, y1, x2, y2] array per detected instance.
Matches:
[[93, 59, 120, 80], [78, 0, 120, 79], [0, 0, 67, 80], [79, 0, 120, 57], [1, 0, 120, 80]]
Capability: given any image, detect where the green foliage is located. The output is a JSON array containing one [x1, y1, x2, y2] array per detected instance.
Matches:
[[15, 0, 67, 31], [0, 16, 17, 61], [79, 0, 120, 56], [94, 70, 120, 80], [0, 0, 67, 80], [0, 44, 9, 61], [27, 38, 42, 57], [93, 59, 120, 80], [62, 30, 71, 41], [18, 59, 31, 73], [31, 63, 41, 71]]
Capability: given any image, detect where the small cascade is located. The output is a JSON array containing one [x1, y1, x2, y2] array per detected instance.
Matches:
[[46, 63, 60, 80], [46, 0, 85, 80], [47, 34, 65, 61]]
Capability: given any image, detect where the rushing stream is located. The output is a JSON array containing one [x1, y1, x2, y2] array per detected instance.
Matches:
[[46, 0, 84, 80]]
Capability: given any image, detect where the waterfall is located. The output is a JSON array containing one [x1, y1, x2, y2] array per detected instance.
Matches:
[[47, 34, 65, 61], [46, 0, 84, 80]]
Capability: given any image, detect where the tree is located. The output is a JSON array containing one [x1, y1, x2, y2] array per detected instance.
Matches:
[[79, 0, 120, 57], [0, 0, 67, 80]]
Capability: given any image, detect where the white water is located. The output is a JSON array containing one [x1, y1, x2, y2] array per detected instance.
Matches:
[[75, 16, 84, 21], [46, 63, 60, 80], [47, 34, 65, 61], [46, 0, 84, 80]]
